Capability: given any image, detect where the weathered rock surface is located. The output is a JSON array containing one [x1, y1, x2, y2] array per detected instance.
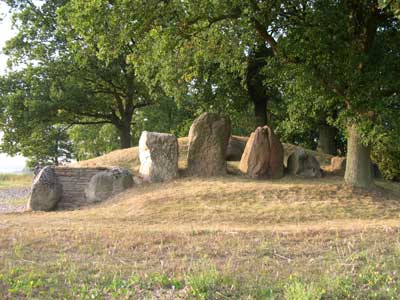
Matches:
[[55, 167, 108, 209], [330, 156, 347, 176], [287, 149, 322, 178], [110, 167, 134, 192], [85, 167, 134, 203], [239, 126, 284, 179], [85, 171, 115, 203], [187, 112, 231, 176], [227, 136, 249, 161], [139, 131, 179, 182], [28, 166, 62, 211]]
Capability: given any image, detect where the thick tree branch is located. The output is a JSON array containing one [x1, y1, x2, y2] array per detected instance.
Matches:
[[69, 120, 113, 125], [114, 93, 126, 117], [67, 110, 118, 122], [252, 18, 278, 55]]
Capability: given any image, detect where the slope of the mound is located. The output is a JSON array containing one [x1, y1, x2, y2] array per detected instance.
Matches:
[[1, 173, 399, 299], [71, 136, 333, 173], [2, 176, 400, 231]]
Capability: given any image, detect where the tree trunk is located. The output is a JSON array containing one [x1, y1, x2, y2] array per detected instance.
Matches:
[[246, 45, 273, 128], [344, 123, 374, 188], [317, 123, 337, 155], [117, 122, 132, 149], [253, 98, 268, 127]]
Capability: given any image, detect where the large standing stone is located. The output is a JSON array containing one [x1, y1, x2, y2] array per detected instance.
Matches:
[[239, 126, 284, 179], [85, 171, 115, 203], [28, 166, 62, 211], [287, 149, 322, 178], [139, 131, 179, 182], [187, 112, 231, 176], [226, 136, 249, 161]]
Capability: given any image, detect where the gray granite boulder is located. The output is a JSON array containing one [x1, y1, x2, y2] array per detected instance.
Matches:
[[110, 167, 134, 192], [28, 166, 62, 211], [187, 112, 231, 176], [139, 131, 179, 182], [85, 171, 114, 203], [85, 167, 134, 203], [287, 149, 322, 178]]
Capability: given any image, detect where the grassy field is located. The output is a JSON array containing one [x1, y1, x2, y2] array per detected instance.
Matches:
[[0, 174, 32, 189], [1, 172, 400, 299]]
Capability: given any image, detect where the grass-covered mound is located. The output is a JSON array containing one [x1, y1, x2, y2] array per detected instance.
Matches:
[[71, 136, 334, 174], [1, 174, 400, 299]]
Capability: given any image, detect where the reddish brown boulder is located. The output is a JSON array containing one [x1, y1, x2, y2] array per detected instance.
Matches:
[[328, 156, 381, 178], [331, 156, 346, 176], [239, 126, 284, 179]]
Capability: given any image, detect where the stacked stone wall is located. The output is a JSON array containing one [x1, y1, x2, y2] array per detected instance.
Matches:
[[54, 167, 108, 210]]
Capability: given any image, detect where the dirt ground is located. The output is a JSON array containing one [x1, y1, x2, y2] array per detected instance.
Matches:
[[0, 186, 29, 213]]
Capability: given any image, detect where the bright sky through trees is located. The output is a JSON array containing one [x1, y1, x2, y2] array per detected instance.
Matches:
[[0, 2, 26, 172]]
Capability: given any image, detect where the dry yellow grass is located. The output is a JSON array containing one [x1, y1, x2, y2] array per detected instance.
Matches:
[[2, 176, 399, 229], [1, 177, 399, 275]]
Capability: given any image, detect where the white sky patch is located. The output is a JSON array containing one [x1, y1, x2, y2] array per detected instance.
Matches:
[[0, 3, 27, 173], [0, 2, 16, 73]]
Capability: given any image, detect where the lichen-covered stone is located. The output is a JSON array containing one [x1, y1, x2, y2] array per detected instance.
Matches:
[[85, 167, 134, 203], [28, 166, 62, 211], [187, 112, 231, 176], [239, 126, 284, 179], [287, 149, 322, 178], [85, 171, 114, 203], [139, 131, 179, 182], [110, 167, 134, 192]]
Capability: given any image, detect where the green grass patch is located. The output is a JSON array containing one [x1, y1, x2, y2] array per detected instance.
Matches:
[[1, 263, 399, 299], [0, 197, 28, 206], [0, 173, 32, 189]]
